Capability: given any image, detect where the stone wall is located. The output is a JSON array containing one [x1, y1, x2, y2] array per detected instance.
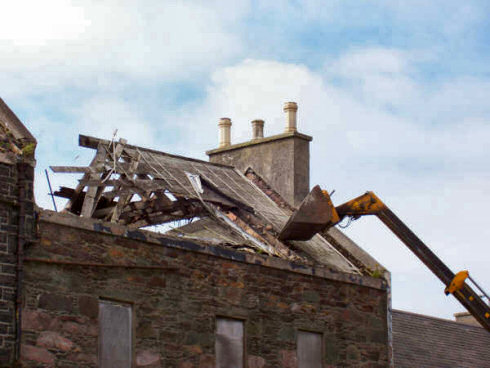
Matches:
[[0, 161, 35, 366], [19, 214, 389, 367]]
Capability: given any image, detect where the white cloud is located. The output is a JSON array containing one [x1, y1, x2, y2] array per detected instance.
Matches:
[[0, 0, 248, 96], [0, 0, 90, 46]]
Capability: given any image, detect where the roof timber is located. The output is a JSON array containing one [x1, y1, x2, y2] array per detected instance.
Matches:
[[50, 134, 362, 274], [50, 134, 256, 232], [79, 134, 234, 168]]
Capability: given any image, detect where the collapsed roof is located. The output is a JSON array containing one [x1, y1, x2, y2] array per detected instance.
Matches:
[[51, 135, 382, 275]]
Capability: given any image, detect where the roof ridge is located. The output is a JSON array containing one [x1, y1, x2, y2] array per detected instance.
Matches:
[[393, 308, 485, 330], [78, 134, 236, 169]]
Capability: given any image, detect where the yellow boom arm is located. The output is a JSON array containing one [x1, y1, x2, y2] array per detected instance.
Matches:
[[279, 187, 490, 332]]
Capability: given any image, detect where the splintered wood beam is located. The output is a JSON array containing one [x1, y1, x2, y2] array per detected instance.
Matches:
[[61, 143, 108, 213], [110, 151, 141, 223], [81, 185, 99, 217], [110, 193, 131, 222], [54, 187, 76, 199], [79, 134, 110, 150], [80, 144, 110, 217], [54, 186, 115, 216], [84, 138, 128, 217], [50, 166, 96, 173], [79, 179, 165, 193], [105, 138, 128, 164]]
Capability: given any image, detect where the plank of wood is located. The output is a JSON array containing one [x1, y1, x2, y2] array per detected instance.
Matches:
[[80, 144, 110, 217], [53, 187, 75, 199], [62, 143, 109, 212], [80, 179, 165, 192], [88, 138, 129, 216], [110, 152, 140, 222], [79, 134, 109, 149], [50, 166, 95, 173]]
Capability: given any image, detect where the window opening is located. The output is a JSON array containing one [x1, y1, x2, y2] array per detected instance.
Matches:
[[99, 300, 132, 368], [297, 330, 322, 368], [216, 317, 244, 368]]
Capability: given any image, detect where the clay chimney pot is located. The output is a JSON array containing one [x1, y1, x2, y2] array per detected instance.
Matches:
[[251, 119, 264, 140], [283, 102, 298, 133], [218, 118, 232, 148]]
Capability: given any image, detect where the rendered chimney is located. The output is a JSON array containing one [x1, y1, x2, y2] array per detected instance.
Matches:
[[207, 102, 312, 207], [283, 102, 298, 133], [218, 117, 232, 148], [251, 120, 264, 140]]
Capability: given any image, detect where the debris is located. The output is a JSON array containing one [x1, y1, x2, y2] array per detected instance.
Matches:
[[50, 134, 361, 273]]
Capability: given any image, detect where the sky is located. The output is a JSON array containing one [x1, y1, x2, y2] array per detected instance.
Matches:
[[1, 0, 489, 320]]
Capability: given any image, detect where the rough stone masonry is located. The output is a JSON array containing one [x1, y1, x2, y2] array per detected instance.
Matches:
[[19, 212, 388, 367], [0, 98, 390, 367]]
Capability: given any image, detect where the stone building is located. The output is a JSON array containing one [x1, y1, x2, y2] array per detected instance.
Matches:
[[0, 98, 488, 367], [0, 99, 37, 365]]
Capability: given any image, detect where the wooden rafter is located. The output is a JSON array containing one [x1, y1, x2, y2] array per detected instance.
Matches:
[[50, 134, 250, 230]]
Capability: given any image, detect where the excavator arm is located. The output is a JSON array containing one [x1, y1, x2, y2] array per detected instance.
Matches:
[[279, 187, 490, 332]]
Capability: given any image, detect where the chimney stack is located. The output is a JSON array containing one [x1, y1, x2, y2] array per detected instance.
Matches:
[[283, 102, 298, 133], [218, 117, 232, 148], [251, 119, 264, 140], [207, 101, 312, 207]]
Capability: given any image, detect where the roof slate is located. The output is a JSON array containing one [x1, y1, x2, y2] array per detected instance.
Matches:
[[393, 309, 490, 368]]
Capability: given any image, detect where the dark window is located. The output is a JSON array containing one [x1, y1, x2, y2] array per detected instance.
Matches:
[[297, 330, 322, 368], [99, 300, 132, 368], [215, 317, 244, 368]]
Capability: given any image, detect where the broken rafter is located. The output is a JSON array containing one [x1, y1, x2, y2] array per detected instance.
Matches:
[[80, 144, 108, 217], [56, 143, 107, 213], [110, 151, 141, 223], [80, 138, 128, 218], [50, 166, 96, 173], [51, 134, 254, 232]]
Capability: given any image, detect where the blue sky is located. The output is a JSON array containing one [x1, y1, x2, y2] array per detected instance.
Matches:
[[1, 0, 489, 320]]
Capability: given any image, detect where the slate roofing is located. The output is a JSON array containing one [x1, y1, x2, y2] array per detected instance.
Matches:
[[393, 309, 490, 368], [51, 134, 365, 274]]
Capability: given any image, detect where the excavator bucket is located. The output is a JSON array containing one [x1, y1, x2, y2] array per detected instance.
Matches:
[[278, 185, 338, 241]]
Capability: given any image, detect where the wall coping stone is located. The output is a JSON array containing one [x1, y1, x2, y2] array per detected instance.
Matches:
[[38, 209, 387, 291]]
